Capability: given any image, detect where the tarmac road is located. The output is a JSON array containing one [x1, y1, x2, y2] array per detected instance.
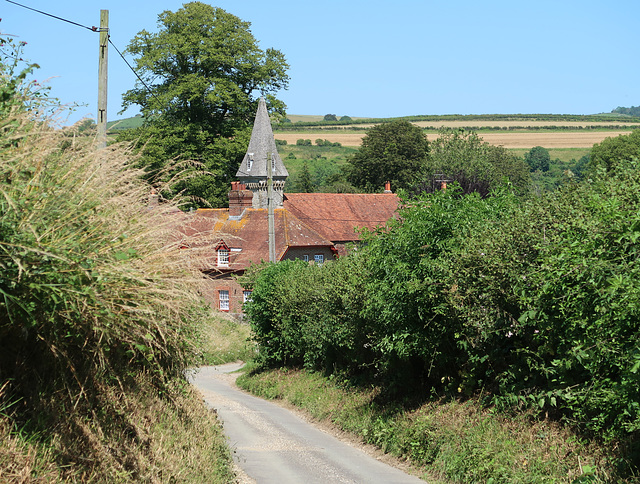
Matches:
[[189, 363, 426, 484]]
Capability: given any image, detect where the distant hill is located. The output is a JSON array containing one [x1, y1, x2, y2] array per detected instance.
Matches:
[[107, 115, 144, 130]]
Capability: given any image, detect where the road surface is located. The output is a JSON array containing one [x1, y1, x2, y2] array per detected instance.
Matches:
[[189, 363, 426, 484]]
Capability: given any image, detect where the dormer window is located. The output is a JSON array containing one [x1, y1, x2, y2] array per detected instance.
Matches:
[[247, 153, 254, 171], [215, 240, 230, 267], [271, 153, 276, 173], [218, 248, 229, 266]]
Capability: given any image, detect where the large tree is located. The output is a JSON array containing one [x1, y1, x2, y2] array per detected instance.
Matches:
[[118, 2, 289, 207], [347, 120, 428, 192], [524, 146, 551, 172], [415, 129, 530, 197]]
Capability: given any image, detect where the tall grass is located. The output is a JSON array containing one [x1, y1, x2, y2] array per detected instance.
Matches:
[[0, 108, 234, 480]]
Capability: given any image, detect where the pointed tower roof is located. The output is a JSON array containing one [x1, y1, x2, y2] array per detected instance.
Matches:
[[236, 98, 289, 180]]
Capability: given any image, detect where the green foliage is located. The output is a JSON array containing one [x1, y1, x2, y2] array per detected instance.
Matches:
[[524, 146, 551, 172], [118, 122, 251, 208], [589, 129, 640, 172], [323, 114, 338, 121], [245, 164, 640, 471], [612, 105, 640, 117], [416, 129, 530, 197], [0, 31, 55, 124], [122, 2, 289, 134], [347, 120, 429, 192], [117, 2, 289, 207], [240, 257, 372, 373], [297, 162, 315, 193]]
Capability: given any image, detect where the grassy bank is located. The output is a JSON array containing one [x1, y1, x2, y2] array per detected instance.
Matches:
[[0, 103, 238, 481], [238, 367, 618, 483]]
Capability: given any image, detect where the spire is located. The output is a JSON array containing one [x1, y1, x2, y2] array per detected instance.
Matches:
[[236, 97, 289, 180]]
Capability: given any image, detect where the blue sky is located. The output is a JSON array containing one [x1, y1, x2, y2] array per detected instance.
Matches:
[[2, 0, 639, 125]]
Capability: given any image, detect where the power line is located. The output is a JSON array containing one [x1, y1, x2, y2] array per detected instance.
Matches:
[[5, 0, 162, 109], [108, 38, 162, 106], [5, 0, 99, 32]]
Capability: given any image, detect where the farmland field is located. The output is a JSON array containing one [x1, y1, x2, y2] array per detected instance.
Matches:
[[275, 130, 634, 149]]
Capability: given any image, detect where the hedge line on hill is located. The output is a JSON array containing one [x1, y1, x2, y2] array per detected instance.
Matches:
[[242, 166, 640, 468]]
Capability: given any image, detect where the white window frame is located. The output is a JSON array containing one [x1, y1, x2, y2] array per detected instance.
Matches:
[[219, 290, 229, 311], [303, 254, 309, 262], [217, 248, 229, 266], [314, 254, 324, 265], [243, 291, 252, 303]]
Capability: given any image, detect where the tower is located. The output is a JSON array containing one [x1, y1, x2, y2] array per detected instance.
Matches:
[[235, 97, 289, 208]]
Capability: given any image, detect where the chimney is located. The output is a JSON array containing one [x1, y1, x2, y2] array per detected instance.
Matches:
[[384, 181, 392, 193], [148, 188, 159, 207], [229, 181, 253, 217]]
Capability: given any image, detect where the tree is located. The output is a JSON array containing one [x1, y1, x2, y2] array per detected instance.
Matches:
[[347, 120, 428, 192], [298, 162, 315, 193], [323, 114, 337, 122], [524, 146, 551, 172], [589, 129, 640, 172], [118, 2, 289, 207], [416, 129, 530, 197]]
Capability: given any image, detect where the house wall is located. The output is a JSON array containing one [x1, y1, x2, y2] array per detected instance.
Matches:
[[282, 246, 335, 264], [201, 272, 249, 317]]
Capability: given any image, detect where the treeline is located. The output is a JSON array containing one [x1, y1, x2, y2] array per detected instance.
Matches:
[[242, 163, 640, 474], [612, 106, 640, 117], [276, 113, 640, 129]]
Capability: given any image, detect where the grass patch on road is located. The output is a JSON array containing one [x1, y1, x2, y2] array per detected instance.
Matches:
[[238, 367, 616, 483]]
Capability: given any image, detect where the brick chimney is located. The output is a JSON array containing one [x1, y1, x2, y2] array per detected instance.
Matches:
[[229, 182, 253, 217], [384, 181, 392, 193]]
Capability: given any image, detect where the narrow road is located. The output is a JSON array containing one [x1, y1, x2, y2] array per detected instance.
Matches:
[[189, 363, 426, 484]]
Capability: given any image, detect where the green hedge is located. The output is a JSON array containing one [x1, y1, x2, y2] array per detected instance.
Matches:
[[243, 167, 640, 458]]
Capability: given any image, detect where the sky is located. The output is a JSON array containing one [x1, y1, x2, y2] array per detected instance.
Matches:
[[2, 0, 639, 125]]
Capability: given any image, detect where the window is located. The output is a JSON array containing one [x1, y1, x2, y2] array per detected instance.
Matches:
[[217, 249, 229, 266], [247, 153, 254, 171], [271, 153, 276, 173], [314, 254, 324, 265], [243, 291, 252, 303], [302, 254, 309, 262], [219, 290, 229, 311]]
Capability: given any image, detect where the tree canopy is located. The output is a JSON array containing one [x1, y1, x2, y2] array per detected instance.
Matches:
[[347, 120, 428, 192], [415, 129, 530, 197], [524, 146, 551, 172], [589, 129, 640, 173], [118, 2, 289, 208]]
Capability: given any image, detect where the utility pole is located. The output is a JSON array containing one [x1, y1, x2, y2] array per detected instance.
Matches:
[[97, 10, 109, 148], [267, 152, 276, 263]]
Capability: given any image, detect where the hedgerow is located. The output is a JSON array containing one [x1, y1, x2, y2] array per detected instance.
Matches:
[[244, 169, 640, 476]]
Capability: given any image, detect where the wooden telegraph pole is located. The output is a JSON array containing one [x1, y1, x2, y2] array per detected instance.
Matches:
[[97, 10, 109, 148], [267, 152, 276, 263]]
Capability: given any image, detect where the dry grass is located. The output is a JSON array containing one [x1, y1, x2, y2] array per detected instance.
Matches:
[[199, 315, 255, 365], [0, 111, 236, 482]]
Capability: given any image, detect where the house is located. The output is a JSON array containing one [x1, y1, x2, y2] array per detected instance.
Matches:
[[181, 98, 398, 315]]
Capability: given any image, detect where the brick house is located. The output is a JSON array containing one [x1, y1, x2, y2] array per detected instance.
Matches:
[[179, 98, 398, 316]]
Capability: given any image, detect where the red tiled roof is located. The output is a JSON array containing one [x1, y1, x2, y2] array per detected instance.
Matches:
[[179, 208, 334, 272], [283, 193, 399, 242]]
